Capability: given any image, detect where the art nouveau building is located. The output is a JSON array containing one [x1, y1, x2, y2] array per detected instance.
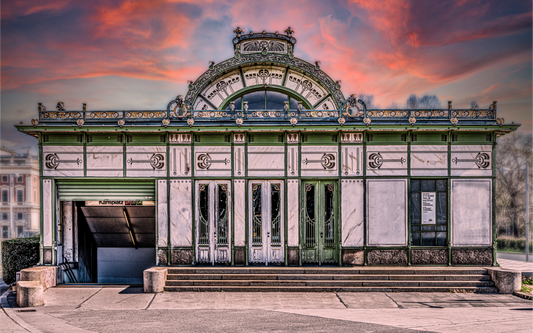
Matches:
[[17, 28, 518, 284]]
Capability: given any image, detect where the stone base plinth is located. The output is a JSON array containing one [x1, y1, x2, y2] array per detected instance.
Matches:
[[17, 281, 44, 307]]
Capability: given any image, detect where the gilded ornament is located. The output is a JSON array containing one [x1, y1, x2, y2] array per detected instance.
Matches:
[[409, 116, 416, 125], [118, 119, 125, 127], [450, 117, 458, 126], [187, 118, 194, 126], [236, 118, 243, 126], [363, 117, 371, 125], [31, 119, 39, 127], [338, 117, 346, 125], [162, 118, 170, 126], [76, 119, 84, 127], [290, 117, 298, 126]]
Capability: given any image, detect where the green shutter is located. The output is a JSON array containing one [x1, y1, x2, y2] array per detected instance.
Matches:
[[56, 180, 155, 201]]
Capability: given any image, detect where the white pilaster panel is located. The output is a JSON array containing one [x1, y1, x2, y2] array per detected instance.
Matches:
[[234, 146, 245, 177], [451, 145, 492, 176], [86, 146, 123, 177], [301, 146, 338, 177], [287, 179, 299, 247], [287, 146, 299, 177], [410, 145, 448, 176], [367, 179, 408, 246], [126, 146, 167, 177], [194, 146, 231, 177], [341, 179, 364, 246], [341, 146, 363, 177], [43, 179, 53, 247], [247, 146, 285, 177], [42, 146, 84, 177], [62, 201, 74, 262], [234, 180, 246, 247], [170, 180, 192, 247], [157, 180, 168, 248], [451, 179, 492, 246], [169, 146, 191, 177], [366, 146, 408, 176]]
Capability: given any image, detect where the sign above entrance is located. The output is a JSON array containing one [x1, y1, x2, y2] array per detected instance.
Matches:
[[85, 201, 155, 206]]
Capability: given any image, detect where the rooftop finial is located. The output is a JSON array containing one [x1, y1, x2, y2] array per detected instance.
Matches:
[[284, 27, 294, 37], [233, 27, 244, 37]]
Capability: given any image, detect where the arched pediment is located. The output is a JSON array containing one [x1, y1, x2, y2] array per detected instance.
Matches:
[[185, 57, 345, 111]]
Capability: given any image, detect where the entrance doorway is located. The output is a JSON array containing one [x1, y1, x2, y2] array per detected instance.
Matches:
[[248, 181, 284, 265], [301, 181, 338, 264], [195, 181, 231, 265]]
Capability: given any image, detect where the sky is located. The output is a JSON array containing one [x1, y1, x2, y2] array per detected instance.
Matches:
[[1, 0, 532, 153]]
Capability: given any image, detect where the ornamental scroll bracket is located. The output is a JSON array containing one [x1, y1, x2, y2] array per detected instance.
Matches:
[[197, 153, 230, 170], [302, 153, 336, 170], [167, 95, 192, 118], [452, 152, 490, 169], [368, 152, 406, 169], [127, 153, 165, 170]]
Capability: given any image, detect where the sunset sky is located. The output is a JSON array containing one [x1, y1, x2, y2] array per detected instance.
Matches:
[[1, 0, 531, 152]]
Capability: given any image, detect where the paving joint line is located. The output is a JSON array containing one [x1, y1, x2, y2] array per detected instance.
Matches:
[[144, 293, 157, 310], [75, 288, 103, 309], [384, 292, 404, 309], [334, 292, 348, 308]]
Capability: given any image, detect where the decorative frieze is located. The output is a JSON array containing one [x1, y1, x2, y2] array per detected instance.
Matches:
[[366, 146, 408, 176], [42, 146, 84, 177], [125, 146, 167, 177], [451, 145, 492, 176], [300, 146, 338, 176]]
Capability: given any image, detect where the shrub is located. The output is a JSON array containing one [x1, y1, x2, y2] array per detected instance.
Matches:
[[1, 235, 40, 285], [496, 236, 533, 253]]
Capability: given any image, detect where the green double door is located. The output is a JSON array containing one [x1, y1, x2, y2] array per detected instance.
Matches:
[[301, 181, 338, 265]]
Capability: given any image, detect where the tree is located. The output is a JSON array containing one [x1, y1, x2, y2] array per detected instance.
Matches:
[[419, 95, 442, 109], [387, 101, 400, 109], [471, 101, 479, 109], [358, 94, 376, 109], [406, 94, 418, 109], [496, 131, 533, 238]]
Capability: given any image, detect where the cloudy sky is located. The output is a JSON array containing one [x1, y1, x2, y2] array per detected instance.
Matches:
[[1, 0, 531, 152]]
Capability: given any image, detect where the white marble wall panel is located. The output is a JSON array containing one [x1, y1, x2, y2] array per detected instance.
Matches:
[[169, 146, 191, 177], [341, 146, 363, 176], [193, 97, 214, 111], [410, 145, 448, 176], [287, 179, 299, 247], [287, 146, 299, 177], [43, 146, 84, 177], [451, 145, 492, 176], [194, 146, 232, 177], [451, 179, 492, 246], [242, 65, 285, 87], [301, 146, 338, 177], [170, 180, 192, 247], [341, 180, 364, 247], [315, 96, 336, 111], [233, 146, 245, 177], [126, 146, 167, 177], [157, 180, 168, 248], [200, 70, 243, 108], [247, 146, 285, 176], [86, 146, 123, 177], [43, 179, 53, 247], [234, 180, 246, 247], [62, 201, 74, 262], [367, 179, 408, 246], [366, 145, 408, 176], [284, 70, 327, 106]]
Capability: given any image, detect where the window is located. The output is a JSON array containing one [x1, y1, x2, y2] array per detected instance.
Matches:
[[17, 226, 23, 237], [2, 213, 7, 220], [17, 212, 23, 220], [1, 190, 7, 202], [225, 90, 307, 111], [1, 176, 7, 182], [17, 176, 23, 182], [17, 190, 23, 202], [410, 179, 447, 246], [2, 226, 8, 238]]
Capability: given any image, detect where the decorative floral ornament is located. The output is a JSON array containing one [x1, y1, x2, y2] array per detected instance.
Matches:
[[162, 118, 170, 127], [284, 27, 295, 37], [187, 118, 194, 126], [31, 119, 39, 127], [409, 116, 416, 125], [363, 117, 371, 126], [450, 117, 458, 126], [56, 101, 65, 111], [290, 117, 298, 126], [76, 119, 84, 127], [236, 118, 243, 126], [496, 118, 504, 126], [233, 27, 244, 37], [338, 117, 346, 125], [118, 119, 125, 127]]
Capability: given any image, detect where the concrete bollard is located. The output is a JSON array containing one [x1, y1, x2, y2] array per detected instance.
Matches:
[[144, 267, 167, 293], [17, 281, 44, 307], [487, 268, 521, 294], [20, 266, 57, 290]]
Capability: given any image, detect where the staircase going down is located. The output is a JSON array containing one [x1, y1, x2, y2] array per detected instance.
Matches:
[[164, 267, 497, 292]]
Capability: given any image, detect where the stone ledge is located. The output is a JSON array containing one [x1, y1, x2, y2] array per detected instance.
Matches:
[[16, 281, 44, 307], [144, 267, 167, 293], [487, 268, 521, 294], [513, 291, 533, 300], [20, 266, 57, 290]]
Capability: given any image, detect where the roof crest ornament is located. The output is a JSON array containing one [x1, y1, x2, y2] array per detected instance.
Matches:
[[284, 27, 294, 37]]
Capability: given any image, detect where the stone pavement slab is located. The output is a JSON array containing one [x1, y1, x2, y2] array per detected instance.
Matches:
[[336, 292, 398, 308], [78, 287, 155, 310], [495, 258, 533, 273]]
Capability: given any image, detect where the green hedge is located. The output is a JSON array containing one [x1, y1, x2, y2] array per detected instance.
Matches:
[[497, 237, 533, 253], [1, 236, 40, 285]]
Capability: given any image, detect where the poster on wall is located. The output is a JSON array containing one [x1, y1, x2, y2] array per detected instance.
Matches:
[[422, 192, 436, 224]]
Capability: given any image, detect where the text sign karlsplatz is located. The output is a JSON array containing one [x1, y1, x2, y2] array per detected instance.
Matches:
[[85, 201, 155, 206]]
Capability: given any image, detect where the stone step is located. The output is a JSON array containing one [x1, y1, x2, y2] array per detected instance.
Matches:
[[165, 279, 494, 287], [166, 268, 488, 275], [166, 274, 491, 281], [163, 285, 498, 293]]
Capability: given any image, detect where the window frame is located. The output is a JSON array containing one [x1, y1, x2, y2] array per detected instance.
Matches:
[[409, 179, 448, 247], [220, 86, 314, 110], [16, 189, 23, 202], [1, 190, 8, 202], [2, 226, 8, 238]]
